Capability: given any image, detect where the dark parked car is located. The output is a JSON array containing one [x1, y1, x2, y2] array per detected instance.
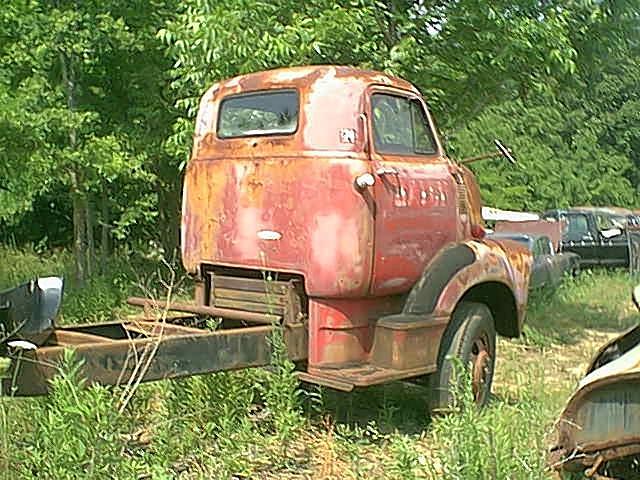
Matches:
[[542, 208, 640, 269], [489, 233, 579, 290]]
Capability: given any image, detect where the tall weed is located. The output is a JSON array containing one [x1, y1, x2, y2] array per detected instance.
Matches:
[[15, 350, 139, 479], [429, 363, 551, 480]]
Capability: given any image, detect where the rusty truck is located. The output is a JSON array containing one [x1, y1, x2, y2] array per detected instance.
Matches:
[[1, 66, 531, 410]]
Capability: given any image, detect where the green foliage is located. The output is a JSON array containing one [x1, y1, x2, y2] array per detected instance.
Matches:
[[0, 0, 180, 273], [521, 269, 637, 349], [1, 0, 639, 254], [429, 362, 549, 479], [16, 350, 139, 479], [453, 3, 640, 210], [259, 328, 304, 442], [0, 245, 144, 325], [161, 0, 578, 121]]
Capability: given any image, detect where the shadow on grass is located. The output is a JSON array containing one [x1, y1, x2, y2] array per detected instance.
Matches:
[[304, 380, 431, 436]]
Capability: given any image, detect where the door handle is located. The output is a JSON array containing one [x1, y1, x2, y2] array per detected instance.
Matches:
[[376, 167, 398, 176]]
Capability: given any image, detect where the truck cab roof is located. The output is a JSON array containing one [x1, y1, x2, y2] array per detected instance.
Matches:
[[192, 65, 434, 161]]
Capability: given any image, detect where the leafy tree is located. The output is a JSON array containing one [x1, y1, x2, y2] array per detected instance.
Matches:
[[160, 0, 579, 159], [0, 0, 178, 283], [455, 1, 640, 211], [1, 0, 638, 270]]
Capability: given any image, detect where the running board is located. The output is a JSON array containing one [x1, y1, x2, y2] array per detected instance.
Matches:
[[298, 363, 436, 391], [296, 371, 354, 392]]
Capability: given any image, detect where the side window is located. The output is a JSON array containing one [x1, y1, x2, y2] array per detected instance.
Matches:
[[411, 100, 437, 154], [567, 214, 590, 235], [371, 93, 437, 155]]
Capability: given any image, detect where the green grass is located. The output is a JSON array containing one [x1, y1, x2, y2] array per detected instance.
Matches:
[[1, 247, 638, 479]]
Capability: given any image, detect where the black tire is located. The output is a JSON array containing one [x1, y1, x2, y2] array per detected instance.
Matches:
[[429, 301, 496, 412], [571, 264, 581, 278]]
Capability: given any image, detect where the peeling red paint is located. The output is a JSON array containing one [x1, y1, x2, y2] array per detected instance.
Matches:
[[183, 65, 532, 371]]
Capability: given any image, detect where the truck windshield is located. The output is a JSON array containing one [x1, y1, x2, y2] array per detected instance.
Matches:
[[217, 90, 298, 138]]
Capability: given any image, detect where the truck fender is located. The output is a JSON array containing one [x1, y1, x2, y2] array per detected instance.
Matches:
[[404, 240, 531, 338]]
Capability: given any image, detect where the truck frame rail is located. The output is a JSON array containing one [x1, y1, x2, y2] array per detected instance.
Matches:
[[2, 298, 276, 396]]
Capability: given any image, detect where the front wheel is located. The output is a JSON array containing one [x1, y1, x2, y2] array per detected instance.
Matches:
[[429, 301, 496, 412]]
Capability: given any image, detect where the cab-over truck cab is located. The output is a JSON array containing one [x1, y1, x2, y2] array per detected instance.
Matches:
[[183, 66, 531, 408]]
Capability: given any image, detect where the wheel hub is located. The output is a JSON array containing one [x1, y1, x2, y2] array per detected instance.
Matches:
[[471, 337, 491, 403]]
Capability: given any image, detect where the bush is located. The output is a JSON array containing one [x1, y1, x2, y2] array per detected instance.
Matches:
[[16, 350, 139, 479], [428, 363, 550, 480]]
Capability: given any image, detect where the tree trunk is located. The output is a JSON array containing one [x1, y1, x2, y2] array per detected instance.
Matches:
[[100, 185, 110, 272], [60, 50, 88, 285], [71, 175, 87, 286], [85, 195, 95, 278], [155, 161, 182, 260]]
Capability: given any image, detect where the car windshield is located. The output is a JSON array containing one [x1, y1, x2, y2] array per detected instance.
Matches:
[[217, 90, 298, 138]]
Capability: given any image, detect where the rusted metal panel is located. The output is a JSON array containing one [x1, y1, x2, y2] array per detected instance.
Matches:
[[3, 324, 273, 396], [296, 371, 354, 392], [204, 271, 308, 360], [212, 275, 290, 295], [551, 291, 640, 474], [183, 67, 388, 298], [182, 156, 375, 297], [551, 373, 640, 473], [370, 314, 449, 371], [213, 298, 285, 316], [127, 292, 308, 362], [431, 239, 532, 333], [307, 296, 405, 367], [363, 84, 457, 296], [51, 329, 118, 346], [307, 363, 433, 389], [283, 323, 307, 362], [208, 272, 305, 322]]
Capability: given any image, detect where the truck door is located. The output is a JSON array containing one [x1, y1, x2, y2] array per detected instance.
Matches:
[[561, 213, 598, 267], [366, 88, 457, 296], [530, 237, 550, 290], [596, 214, 629, 267]]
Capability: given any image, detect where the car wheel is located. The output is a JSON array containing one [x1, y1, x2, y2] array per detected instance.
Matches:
[[429, 301, 496, 412]]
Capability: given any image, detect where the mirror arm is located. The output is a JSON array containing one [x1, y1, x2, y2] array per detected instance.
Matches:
[[460, 151, 503, 164], [459, 139, 516, 165]]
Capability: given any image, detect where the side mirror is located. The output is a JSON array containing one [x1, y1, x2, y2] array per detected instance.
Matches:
[[494, 139, 516, 165], [633, 284, 640, 312]]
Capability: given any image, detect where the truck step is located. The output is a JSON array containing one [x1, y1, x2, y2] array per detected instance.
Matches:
[[301, 363, 434, 391], [370, 313, 448, 370]]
